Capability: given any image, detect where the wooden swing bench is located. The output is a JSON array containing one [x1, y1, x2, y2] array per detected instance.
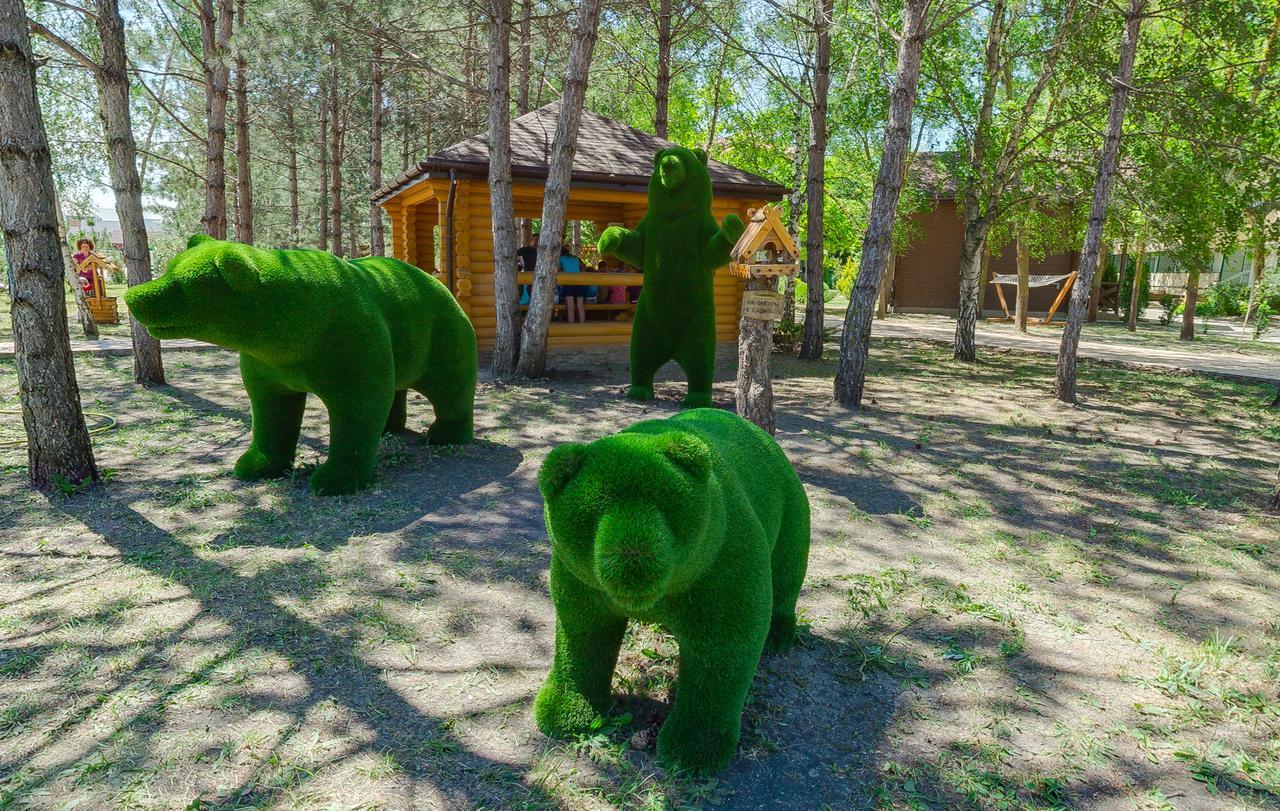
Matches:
[[987, 271, 1077, 326]]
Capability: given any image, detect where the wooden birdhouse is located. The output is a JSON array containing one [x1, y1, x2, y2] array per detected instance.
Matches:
[[728, 204, 800, 281]]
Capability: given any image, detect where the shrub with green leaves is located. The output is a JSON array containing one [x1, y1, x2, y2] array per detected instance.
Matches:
[[534, 408, 810, 775]]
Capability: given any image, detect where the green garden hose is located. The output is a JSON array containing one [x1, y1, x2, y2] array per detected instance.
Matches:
[[0, 408, 117, 448]]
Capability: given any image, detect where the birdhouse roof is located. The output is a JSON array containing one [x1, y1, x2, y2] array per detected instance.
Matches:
[[731, 205, 799, 261]]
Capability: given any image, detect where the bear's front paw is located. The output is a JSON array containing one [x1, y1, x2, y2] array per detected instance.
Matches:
[[233, 448, 291, 481], [534, 680, 603, 739], [598, 227, 625, 257], [721, 214, 746, 242], [626, 385, 654, 402], [657, 720, 739, 776], [309, 462, 370, 496], [765, 614, 798, 653]]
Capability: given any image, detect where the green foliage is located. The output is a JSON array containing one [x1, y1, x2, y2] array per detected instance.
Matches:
[[598, 147, 743, 409], [1155, 294, 1181, 326], [125, 235, 476, 495], [1117, 257, 1151, 317], [534, 408, 810, 775]]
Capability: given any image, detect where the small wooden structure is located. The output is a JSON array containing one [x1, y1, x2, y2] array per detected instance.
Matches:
[[729, 204, 800, 282], [731, 205, 801, 436], [987, 270, 1077, 326], [373, 103, 787, 350], [76, 253, 120, 324]]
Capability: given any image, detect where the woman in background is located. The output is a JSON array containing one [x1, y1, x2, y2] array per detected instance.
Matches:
[[559, 246, 586, 323]]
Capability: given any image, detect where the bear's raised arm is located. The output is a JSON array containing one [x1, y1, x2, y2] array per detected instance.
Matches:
[[699, 213, 745, 272], [598, 221, 647, 268]]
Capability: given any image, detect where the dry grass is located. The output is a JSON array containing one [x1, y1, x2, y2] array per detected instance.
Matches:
[[0, 341, 1277, 810]]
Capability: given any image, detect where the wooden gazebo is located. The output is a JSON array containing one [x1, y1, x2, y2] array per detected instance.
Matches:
[[373, 103, 787, 349]]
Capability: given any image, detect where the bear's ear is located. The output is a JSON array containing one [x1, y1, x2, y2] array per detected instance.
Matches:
[[658, 433, 711, 480], [187, 234, 214, 249], [692, 147, 709, 166], [539, 444, 588, 498], [217, 252, 261, 294]]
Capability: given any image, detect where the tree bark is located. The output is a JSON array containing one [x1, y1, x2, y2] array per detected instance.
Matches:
[[1127, 237, 1146, 331], [877, 251, 896, 319], [736, 275, 776, 434], [369, 36, 385, 256], [1244, 211, 1268, 325], [329, 42, 344, 257], [232, 0, 252, 244], [1087, 243, 1106, 322], [488, 0, 520, 377], [94, 0, 164, 385], [54, 189, 97, 339], [1179, 265, 1200, 340], [285, 104, 299, 247], [318, 86, 329, 250], [517, 0, 532, 113], [1055, 0, 1145, 403], [798, 0, 833, 360], [953, 0, 1004, 362], [653, 0, 672, 138], [1015, 233, 1030, 331], [0, 0, 99, 487], [198, 0, 232, 239], [782, 112, 806, 326], [516, 0, 603, 378], [832, 0, 929, 407]]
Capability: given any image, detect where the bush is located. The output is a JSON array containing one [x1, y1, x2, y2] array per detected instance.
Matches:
[[793, 279, 835, 305], [1173, 282, 1250, 318], [1155, 293, 1180, 326], [1117, 257, 1150, 317]]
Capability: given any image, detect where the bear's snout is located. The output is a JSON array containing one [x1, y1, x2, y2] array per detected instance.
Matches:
[[658, 154, 686, 190], [593, 505, 675, 610], [125, 277, 188, 335]]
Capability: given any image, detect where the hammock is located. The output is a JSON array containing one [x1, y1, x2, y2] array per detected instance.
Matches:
[[986, 270, 1078, 326], [990, 273, 1073, 288]]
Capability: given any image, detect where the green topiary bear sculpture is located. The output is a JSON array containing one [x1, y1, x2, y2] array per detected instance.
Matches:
[[125, 235, 476, 496], [598, 147, 745, 409], [534, 407, 809, 775]]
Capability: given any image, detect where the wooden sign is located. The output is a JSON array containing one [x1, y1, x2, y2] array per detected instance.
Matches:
[[742, 290, 784, 322]]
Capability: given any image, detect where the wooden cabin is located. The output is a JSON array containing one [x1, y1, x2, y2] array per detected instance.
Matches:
[[373, 103, 787, 349]]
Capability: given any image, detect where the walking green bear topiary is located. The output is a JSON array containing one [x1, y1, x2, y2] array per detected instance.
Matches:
[[125, 235, 476, 496], [598, 147, 745, 409], [534, 408, 810, 775]]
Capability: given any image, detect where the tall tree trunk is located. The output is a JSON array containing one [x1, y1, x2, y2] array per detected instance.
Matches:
[[318, 88, 329, 250], [877, 252, 896, 319], [653, 0, 672, 138], [54, 196, 98, 339], [735, 274, 776, 434], [832, 0, 929, 407], [782, 110, 806, 326], [517, 0, 532, 113], [1087, 243, 1105, 321], [0, 0, 98, 487], [953, 0, 1004, 362], [489, 0, 520, 376], [198, 0, 232, 239], [94, 0, 163, 385], [1127, 236, 1146, 331], [1055, 0, 1145, 403], [1244, 211, 1268, 325], [285, 104, 299, 247], [704, 36, 730, 151], [1015, 232, 1030, 331], [1180, 265, 1200, 340], [516, 0, 603, 378], [330, 44, 344, 258], [232, 0, 252, 244], [369, 36, 385, 256], [798, 0, 832, 360]]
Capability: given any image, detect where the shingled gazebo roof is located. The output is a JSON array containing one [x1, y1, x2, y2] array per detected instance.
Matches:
[[373, 102, 789, 205]]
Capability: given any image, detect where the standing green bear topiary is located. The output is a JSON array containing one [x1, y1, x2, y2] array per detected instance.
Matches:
[[598, 147, 745, 408], [534, 408, 810, 775], [126, 235, 476, 496]]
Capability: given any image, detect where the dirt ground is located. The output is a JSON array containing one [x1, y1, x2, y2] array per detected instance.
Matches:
[[1, 341, 1278, 810]]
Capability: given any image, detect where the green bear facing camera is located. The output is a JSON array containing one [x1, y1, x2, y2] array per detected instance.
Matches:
[[126, 236, 476, 495], [535, 408, 810, 774], [598, 147, 744, 408]]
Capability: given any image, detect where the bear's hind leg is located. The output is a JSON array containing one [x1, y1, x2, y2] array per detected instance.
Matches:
[[766, 484, 811, 653], [415, 371, 474, 446], [627, 308, 665, 401], [235, 356, 306, 481], [383, 390, 408, 433]]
